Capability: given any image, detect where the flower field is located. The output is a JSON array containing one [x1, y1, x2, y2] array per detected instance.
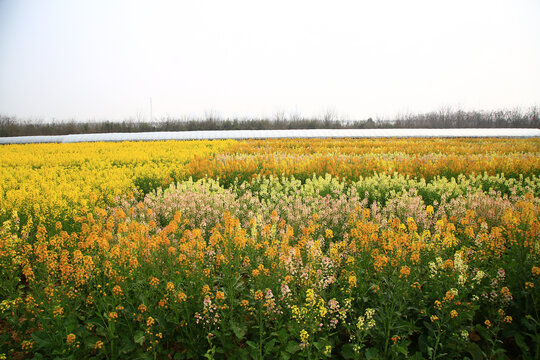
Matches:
[[0, 138, 539, 359]]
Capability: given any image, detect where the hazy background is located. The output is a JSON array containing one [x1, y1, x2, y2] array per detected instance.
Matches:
[[1, 0, 539, 121]]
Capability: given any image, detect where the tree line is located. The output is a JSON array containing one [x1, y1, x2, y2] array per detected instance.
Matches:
[[1, 107, 538, 137]]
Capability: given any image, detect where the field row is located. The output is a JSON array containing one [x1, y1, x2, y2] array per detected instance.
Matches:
[[1, 138, 538, 232]]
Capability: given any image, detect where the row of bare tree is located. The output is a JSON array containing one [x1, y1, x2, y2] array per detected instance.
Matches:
[[1, 107, 538, 137]]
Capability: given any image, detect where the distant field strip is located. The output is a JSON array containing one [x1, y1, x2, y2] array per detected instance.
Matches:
[[1, 128, 539, 144]]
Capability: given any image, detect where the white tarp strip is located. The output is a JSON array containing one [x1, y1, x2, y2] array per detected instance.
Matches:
[[0, 128, 539, 144]]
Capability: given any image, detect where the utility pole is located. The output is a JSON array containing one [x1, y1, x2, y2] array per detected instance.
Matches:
[[150, 97, 153, 122]]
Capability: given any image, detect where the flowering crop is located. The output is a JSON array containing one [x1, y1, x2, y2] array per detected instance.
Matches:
[[0, 138, 539, 359]]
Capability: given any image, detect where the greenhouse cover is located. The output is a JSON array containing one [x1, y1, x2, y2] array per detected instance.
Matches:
[[0, 128, 539, 144]]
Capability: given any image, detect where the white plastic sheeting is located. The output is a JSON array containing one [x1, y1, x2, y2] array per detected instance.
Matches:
[[0, 128, 539, 144]]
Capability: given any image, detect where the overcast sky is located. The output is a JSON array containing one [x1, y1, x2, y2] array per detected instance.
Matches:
[[1, 0, 539, 121]]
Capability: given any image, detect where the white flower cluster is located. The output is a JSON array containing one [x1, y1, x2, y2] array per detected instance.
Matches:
[[454, 252, 469, 286], [356, 308, 376, 331]]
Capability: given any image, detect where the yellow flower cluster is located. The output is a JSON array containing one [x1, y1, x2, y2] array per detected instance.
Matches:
[[0, 140, 233, 228]]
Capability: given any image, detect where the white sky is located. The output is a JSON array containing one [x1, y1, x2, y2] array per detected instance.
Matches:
[[0, 0, 539, 121]]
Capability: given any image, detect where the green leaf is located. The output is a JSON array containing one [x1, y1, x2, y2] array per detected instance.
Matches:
[[264, 339, 277, 355], [133, 353, 154, 360], [95, 325, 108, 337], [246, 340, 258, 349], [31, 331, 51, 348], [465, 343, 484, 360], [120, 339, 136, 354], [409, 352, 426, 360], [134, 331, 145, 345], [286, 341, 300, 354], [31, 353, 46, 360], [418, 334, 428, 354], [280, 351, 291, 360], [340, 344, 356, 359], [514, 333, 529, 356], [520, 317, 535, 331], [474, 324, 490, 340], [277, 328, 288, 342], [231, 321, 247, 340], [395, 344, 408, 355], [64, 317, 78, 333], [365, 347, 380, 359]]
